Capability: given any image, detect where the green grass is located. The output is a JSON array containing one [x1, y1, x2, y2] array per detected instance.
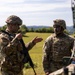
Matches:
[[23, 32, 51, 75]]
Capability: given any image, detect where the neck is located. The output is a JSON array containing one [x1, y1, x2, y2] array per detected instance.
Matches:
[[55, 32, 65, 37]]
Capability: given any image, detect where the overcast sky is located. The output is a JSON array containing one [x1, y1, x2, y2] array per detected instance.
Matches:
[[0, 0, 73, 27]]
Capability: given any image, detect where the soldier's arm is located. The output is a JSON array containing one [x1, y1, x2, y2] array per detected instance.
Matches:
[[25, 41, 36, 51], [42, 37, 52, 74], [0, 34, 19, 55], [25, 36, 43, 51]]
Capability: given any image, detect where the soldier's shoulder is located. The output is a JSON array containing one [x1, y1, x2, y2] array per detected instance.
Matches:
[[67, 34, 74, 39], [69, 35, 74, 39], [0, 31, 9, 40], [65, 34, 74, 42], [46, 34, 55, 41]]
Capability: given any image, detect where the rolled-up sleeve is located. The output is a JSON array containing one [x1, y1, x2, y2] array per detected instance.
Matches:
[[25, 40, 36, 51]]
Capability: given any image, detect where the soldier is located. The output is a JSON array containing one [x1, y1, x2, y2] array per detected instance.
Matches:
[[0, 15, 43, 75], [42, 19, 74, 75]]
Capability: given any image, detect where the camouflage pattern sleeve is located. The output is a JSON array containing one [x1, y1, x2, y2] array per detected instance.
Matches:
[[0, 33, 19, 55], [25, 40, 36, 51], [42, 35, 53, 73]]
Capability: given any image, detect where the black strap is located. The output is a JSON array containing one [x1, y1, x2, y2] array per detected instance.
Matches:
[[1, 30, 11, 36], [20, 39, 36, 75], [1, 30, 36, 75]]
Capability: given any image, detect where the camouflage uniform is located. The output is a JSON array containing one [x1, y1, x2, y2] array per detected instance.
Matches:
[[42, 19, 74, 73], [0, 30, 35, 75], [0, 15, 36, 75]]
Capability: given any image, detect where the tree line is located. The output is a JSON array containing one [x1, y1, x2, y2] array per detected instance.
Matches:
[[0, 24, 69, 35]]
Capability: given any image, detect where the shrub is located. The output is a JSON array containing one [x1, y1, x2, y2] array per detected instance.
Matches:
[[24, 62, 37, 69]]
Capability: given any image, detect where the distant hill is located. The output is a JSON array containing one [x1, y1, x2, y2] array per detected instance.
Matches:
[[66, 26, 75, 34], [27, 26, 50, 29], [27, 25, 75, 34]]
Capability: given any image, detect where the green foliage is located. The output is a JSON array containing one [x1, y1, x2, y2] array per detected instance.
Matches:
[[19, 25, 28, 34], [46, 27, 54, 33], [1, 25, 7, 30], [34, 27, 54, 33], [0, 25, 69, 34], [64, 30, 70, 35], [24, 62, 37, 69], [29, 28, 34, 32]]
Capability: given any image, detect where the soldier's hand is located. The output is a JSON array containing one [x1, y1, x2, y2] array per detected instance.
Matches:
[[15, 33, 22, 40], [45, 72, 50, 75], [32, 36, 43, 44]]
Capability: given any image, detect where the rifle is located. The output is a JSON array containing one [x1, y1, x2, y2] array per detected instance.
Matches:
[[63, 41, 75, 66], [20, 39, 36, 75], [1, 30, 36, 75]]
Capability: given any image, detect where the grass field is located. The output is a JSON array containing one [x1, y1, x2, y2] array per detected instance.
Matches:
[[23, 32, 51, 75]]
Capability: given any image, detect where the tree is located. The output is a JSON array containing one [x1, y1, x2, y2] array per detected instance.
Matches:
[[20, 24, 28, 34], [29, 28, 34, 32], [1, 25, 7, 30]]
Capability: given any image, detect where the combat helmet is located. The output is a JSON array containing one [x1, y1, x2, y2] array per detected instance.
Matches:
[[53, 19, 66, 29], [6, 15, 22, 25]]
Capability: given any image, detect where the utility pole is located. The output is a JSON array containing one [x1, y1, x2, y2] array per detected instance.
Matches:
[[71, 0, 75, 28]]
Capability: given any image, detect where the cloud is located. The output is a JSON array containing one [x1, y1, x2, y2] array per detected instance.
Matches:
[[0, 0, 71, 13], [0, 0, 73, 26], [0, 0, 24, 3]]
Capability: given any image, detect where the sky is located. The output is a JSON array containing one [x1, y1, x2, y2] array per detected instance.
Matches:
[[0, 0, 74, 27]]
